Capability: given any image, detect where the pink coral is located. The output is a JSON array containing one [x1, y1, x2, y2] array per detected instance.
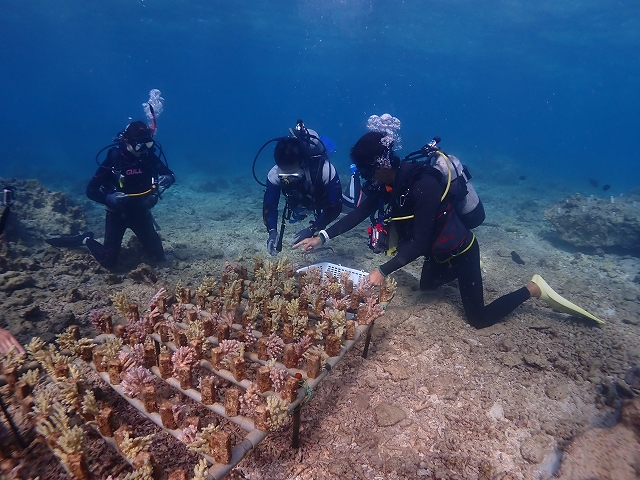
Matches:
[[172, 346, 198, 375], [220, 339, 243, 358], [219, 310, 235, 327], [118, 344, 145, 371], [239, 383, 261, 417], [180, 424, 198, 444], [293, 335, 314, 361], [89, 309, 110, 333], [120, 366, 154, 398], [243, 324, 257, 349], [266, 334, 285, 360], [269, 366, 288, 394]]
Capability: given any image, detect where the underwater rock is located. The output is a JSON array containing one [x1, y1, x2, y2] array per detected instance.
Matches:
[[0, 177, 87, 247], [545, 193, 640, 252]]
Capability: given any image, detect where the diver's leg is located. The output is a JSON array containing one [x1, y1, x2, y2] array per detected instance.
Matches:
[[86, 212, 125, 269], [420, 255, 458, 291], [453, 240, 530, 328], [130, 210, 165, 262]]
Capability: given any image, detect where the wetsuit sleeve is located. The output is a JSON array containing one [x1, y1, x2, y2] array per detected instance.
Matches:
[[309, 162, 342, 233], [263, 180, 281, 232], [379, 175, 443, 276], [86, 152, 116, 205], [152, 153, 175, 179], [324, 192, 379, 239]]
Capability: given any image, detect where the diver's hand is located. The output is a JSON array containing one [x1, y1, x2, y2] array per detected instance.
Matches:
[[267, 230, 278, 256], [158, 174, 175, 189], [105, 192, 129, 210], [0, 328, 24, 354], [292, 227, 313, 245], [293, 236, 322, 252], [367, 268, 385, 286]]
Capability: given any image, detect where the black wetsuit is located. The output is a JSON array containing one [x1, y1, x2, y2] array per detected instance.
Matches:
[[324, 161, 530, 329], [86, 146, 174, 268]]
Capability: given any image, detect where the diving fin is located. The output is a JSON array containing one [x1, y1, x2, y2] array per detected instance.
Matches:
[[45, 232, 93, 248], [530, 274, 604, 324]]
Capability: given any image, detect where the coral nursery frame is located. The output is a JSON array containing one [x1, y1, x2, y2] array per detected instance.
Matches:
[[1, 259, 395, 479]]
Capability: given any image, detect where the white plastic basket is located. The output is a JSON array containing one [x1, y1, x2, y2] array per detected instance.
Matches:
[[297, 262, 368, 286]]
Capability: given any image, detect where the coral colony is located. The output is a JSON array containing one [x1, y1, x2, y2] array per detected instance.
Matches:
[[0, 257, 395, 479]]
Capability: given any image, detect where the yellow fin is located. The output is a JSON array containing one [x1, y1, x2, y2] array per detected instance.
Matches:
[[531, 274, 604, 324]]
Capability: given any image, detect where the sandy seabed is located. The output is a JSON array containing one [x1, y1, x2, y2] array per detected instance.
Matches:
[[1, 172, 640, 479]]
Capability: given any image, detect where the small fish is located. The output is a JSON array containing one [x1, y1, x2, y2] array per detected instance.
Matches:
[[602, 184, 611, 191], [511, 251, 525, 265], [519, 175, 526, 180], [589, 178, 599, 187]]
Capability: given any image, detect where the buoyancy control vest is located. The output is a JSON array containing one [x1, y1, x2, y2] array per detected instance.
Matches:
[[385, 161, 474, 261], [429, 152, 483, 229]]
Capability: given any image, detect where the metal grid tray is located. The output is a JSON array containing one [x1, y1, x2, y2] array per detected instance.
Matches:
[[297, 262, 368, 286]]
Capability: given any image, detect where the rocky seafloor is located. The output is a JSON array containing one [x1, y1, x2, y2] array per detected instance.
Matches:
[[1, 173, 640, 479]]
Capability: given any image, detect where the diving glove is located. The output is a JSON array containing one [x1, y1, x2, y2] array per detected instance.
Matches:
[[158, 174, 174, 189], [292, 227, 313, 245], [106, 192, 129, 210], [267, 229, 278, 256]]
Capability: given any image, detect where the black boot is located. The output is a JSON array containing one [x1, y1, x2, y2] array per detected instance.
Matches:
[[46, 232, 94, 248]]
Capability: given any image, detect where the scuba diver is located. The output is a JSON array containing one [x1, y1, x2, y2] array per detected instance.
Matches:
[[0, 185, 14, 238], [294, 131, 548, 329], [46, 118, 175, 269], [254, 119, 342, 256]]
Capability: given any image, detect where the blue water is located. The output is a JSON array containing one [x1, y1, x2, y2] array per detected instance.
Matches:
[[1, 0, 639, 195]]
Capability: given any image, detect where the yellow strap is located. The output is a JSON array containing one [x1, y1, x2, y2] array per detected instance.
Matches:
[[437, 151, 452, 202], [127, 188, 153, 197], [435, 233, 476, 263]]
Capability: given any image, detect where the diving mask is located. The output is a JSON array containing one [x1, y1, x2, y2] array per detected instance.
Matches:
[[133, 140, 154, 152], [278, 172, 304, 185]]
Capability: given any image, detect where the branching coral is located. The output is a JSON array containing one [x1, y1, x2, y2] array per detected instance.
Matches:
[[89, 309, 112, 333], [119, 344, 146, 371], [218, 310, 236, 327], [303, 345, 329, 365], [267, 312, 282, 334], [266, 396, 289, 430], [120, 366, 155, 398], [53, 425, 85, 471], [149, 287, 167, 308], [380, 276, 398, 303], [329, 310, 347, 337], [172, 346, 198, 375], [304, 266, 322, 286], [293, 335, 314, 362], [239, 382, 261, 417], [0, 344, 26, 370], [110, 291, 130, 317], [196, 277, 218, 298], [219, 339, 245, 369], [81, 390, 99, 420], [268, 363, 288, 394], [122, 462, 154, 480], [101, 337, 124, 361], [185, 319, 204, 341], [187, 423, 221, 455], [180, 424, 199, 444], [242, 324, 257, 350], [20, 368, 40, 386], [314, 320, 328, 341], [175, 280, 186, 303], [192, 458, 209, 480], [291, 316, 309, 338], [119, 431, 154, 460], [25, 336, 46, 360], [266, 334, 284, 360]]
